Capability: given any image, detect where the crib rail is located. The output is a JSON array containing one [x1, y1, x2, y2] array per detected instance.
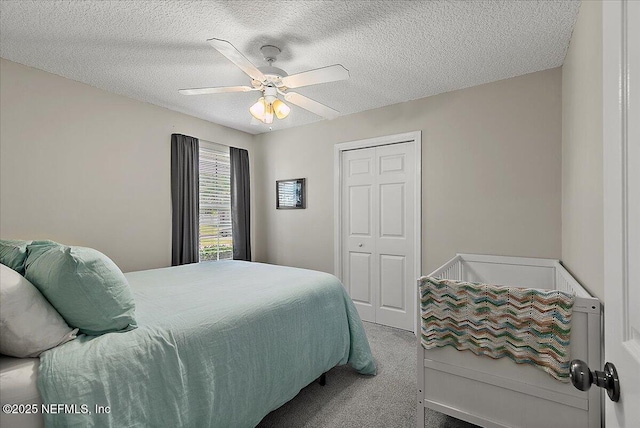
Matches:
[[555, 261, 594, 299], [428, 254, 600, 315], [427, 255, 462, 280], [554, 261, 600, 314]]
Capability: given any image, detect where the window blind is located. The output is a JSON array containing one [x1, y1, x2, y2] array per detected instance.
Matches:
[[199, 144, 233, 261]]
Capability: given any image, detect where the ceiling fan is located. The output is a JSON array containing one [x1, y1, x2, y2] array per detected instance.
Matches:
[[179, 38, 349, 124]]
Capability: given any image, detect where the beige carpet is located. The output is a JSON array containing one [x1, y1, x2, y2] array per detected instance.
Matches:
[[257, 321, 478, 428]]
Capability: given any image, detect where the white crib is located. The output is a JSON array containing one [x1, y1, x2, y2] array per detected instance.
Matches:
[[416, 254, 602, 428]]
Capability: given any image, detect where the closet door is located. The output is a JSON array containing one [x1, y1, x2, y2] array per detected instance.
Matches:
[[375, 143, 415, 331], [341, 142, 415, 331], [341, 148, 376, 323]]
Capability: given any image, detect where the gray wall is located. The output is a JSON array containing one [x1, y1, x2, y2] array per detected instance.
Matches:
[[561, 1, 603, 300], [0, 59, 254, 272], [253, 68, 563, 276]]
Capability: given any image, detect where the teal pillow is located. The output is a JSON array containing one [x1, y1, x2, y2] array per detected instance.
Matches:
[[25, 241, 137, 336], [0, 239, 32, 274]]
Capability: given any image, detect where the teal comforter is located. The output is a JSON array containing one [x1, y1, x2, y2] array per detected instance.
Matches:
[[37, 261, 376, 427]]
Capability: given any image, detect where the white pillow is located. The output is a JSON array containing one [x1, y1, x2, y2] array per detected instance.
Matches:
[[0, 264, 78, 357]]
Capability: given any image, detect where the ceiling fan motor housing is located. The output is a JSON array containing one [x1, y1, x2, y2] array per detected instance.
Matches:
[[252, 45, 288, 88], [253, 65, 288, 88]]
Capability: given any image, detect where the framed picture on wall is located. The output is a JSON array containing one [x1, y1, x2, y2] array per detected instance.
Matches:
[[276, 178, 306, 209]]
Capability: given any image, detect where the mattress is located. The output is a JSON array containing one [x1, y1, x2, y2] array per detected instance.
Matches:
[[35, 260, 374, 427], [0, 356, 43, 428]]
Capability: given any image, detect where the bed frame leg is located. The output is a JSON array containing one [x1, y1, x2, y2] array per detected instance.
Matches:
[[319, 373, 326, 386]]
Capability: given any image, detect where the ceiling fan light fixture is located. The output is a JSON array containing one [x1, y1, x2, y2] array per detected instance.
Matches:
[[250, 97, 266, 121], [273, 99, 290, 119], [264, 102, 274, 124], [250, 95, 289, 123]]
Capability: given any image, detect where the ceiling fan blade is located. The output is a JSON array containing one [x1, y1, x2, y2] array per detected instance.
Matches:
[[178, 86, 257, 95], [281, 64, 349, 89], [284, 92, 340, 120], [207, 38, 265, 82]]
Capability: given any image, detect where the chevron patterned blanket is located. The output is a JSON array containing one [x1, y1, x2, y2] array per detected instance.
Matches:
[[419, 276, 576, 382]]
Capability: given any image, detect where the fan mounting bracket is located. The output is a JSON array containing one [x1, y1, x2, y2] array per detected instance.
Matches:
[[260, 45, 281, 64]]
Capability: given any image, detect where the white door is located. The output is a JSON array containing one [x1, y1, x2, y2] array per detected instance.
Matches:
[[603, 1, 640, 426], [375, 143, 416, 329], [341, 142, 416, 331], [342, 147, 376, 322]]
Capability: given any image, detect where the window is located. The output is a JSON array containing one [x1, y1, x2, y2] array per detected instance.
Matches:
[[199, 142, 232, 261]]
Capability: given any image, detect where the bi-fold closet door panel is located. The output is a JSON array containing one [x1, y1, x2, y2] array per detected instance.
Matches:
[[341, 142, 415, 331], [342, 147, 376, 322]]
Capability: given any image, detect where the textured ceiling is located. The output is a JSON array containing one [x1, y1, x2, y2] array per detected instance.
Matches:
[[0, 1, 580, 135]]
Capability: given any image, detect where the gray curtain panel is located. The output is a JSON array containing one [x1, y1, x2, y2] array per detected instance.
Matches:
[[230, 147, 251, 261], [171, 134, 200, 265]]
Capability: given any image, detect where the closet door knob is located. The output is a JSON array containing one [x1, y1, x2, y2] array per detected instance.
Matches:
[[358, 243, 363, 247], [569, 360, 620, 402]]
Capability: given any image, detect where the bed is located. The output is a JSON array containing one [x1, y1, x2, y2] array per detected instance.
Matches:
[[1, 260, 376, 428]]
